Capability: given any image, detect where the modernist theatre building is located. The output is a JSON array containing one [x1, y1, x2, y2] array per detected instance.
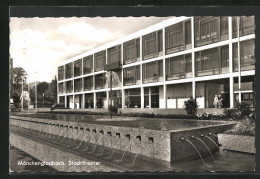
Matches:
[[57, 16, 255, 110]]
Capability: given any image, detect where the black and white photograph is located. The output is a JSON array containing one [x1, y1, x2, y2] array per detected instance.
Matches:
[[9, 8, 256, 173]]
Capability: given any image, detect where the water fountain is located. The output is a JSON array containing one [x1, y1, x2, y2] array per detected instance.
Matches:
[[10, 114, 237, 167], [191, 136, 216, 162], [91, 130, 104, 153], [180, 137, 205, 165]]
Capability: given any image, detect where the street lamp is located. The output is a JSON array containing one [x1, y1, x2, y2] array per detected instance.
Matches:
[[35, 72, 38, 110], [21, 75, 27, 111], [43, 93, 44, 108], [21, 77, 24, 111]]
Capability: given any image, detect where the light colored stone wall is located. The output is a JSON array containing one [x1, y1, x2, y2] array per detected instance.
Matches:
[[218, 133, 255, 154], [10, 132, 119, 172]]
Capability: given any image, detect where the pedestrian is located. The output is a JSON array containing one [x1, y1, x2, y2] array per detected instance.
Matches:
[[218, 94, 223, 108], [213, 95, 218, 108]]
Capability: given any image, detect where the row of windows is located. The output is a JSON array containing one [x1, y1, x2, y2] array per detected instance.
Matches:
[[59, 39, 254, 93], [58, 16, 255, 81]]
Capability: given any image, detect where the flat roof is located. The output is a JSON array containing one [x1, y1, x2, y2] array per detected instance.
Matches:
[[58, 16, 190, 67]]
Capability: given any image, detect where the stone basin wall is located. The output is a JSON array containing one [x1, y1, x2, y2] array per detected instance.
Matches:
[[10, 116, 171, 161], [170, 123, 235, 161], [10, 116, 235, 162]]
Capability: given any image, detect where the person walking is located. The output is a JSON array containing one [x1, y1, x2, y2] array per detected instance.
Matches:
[[218, 94, 223, 108], [213, 95, 218, 108]]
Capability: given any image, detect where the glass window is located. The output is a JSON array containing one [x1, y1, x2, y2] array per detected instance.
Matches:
[[84, 76, 93, 91], [123, 38, 140, 64], [165, 20, 191, 55], [240, 39, 255, 71], [65, 80, 73, 93], [233, 16, 255, 38], [107, 45, 121, 64], [123, 65, 140, 86], [74, 78, 82, 92], [95, 73, 106, 89], [232, 16, 238, 38], [194, 16, 220, 47], [142, 60, 163, 83], [94, 51, 106, 72], [83, 55, 93, 74], [58, 66, 64, 81], [233, 40, 255, 72], [125, 88, 141, 108], [96, 92, 106, 108], [185, 20, 191, 45], [58, 83, 64, 94], [74, 59, 82, 77], [85, 93, 94, 108], [220, 17, 229, 40], [196, 47, 221, 76], [240, 16, 255, 36], [142, 30, 163, 60], [166, 54, 192, 80], [65, 63, 73, 79]]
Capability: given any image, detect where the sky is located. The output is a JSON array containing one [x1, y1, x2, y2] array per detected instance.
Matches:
[[10, 17, 171, 83]]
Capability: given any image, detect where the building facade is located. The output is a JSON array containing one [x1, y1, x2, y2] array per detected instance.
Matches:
[[57, 16, 255, 109]]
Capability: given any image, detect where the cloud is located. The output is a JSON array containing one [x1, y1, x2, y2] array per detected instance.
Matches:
[[10, 17, 171, 83]]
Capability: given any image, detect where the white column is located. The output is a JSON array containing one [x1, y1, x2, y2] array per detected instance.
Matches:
[[93, 92, 96, 109], [106, 90, 109, 108], [121, 43, 124, 109], [237, 17, 242, 103], [141, 87, 144, 109], [228, 16, 234, 108], [191, 17, 196, 99], [82, 93, 85, 109], [72, 95, 75, 109], [192, 81, 196, 99], [163, 84, 167, 109], [162, 26, 167, 108], [140, 35, 144, 109], [122, 89, 125, 109], [148, 87, 151, 108], [230, 77, 234, 108]]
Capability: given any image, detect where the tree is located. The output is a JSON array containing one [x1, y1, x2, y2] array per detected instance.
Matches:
[[12, 67, 27, 105], [48, 76, 57, 104]]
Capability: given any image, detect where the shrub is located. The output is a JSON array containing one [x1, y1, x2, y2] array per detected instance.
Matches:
[[198, 112, 226, 120], [184, 98, 198, 115], [223, 108, 240, 120], [225, 117, 255, 136], [108, 105, 118, 114], [237, 102, 252, 118]]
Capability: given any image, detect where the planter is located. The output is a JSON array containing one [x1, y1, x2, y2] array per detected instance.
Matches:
[[218, 133, 255, 154]]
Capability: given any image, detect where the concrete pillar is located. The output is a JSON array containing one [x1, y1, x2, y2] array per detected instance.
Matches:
[[237, 17, 242, 103], [106, 90, 109, 108], [229, 77, 234, 108], [57, 95, 60, 104], [82, 93, 85, 109], [65, 95, 67, 108], [192, 81, 196, 99], [228, 17, 234, 108], [163, 84, 167, 109], [121, 43, 124, 109], [148, 87, 151, 108], [141, 87, 144, 109], [72, 95, 75, 109], [93, 92, 96, 109], [122, 89, 125, 109]]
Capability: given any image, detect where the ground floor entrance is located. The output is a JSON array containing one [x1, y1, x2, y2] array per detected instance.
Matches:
[[58, 75, 254, 109]]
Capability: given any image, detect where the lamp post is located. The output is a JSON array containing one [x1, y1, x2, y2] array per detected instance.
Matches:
[[43, 93, 44, 108], [21, 77, 24, 111], [35, 72, 38, 110]]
